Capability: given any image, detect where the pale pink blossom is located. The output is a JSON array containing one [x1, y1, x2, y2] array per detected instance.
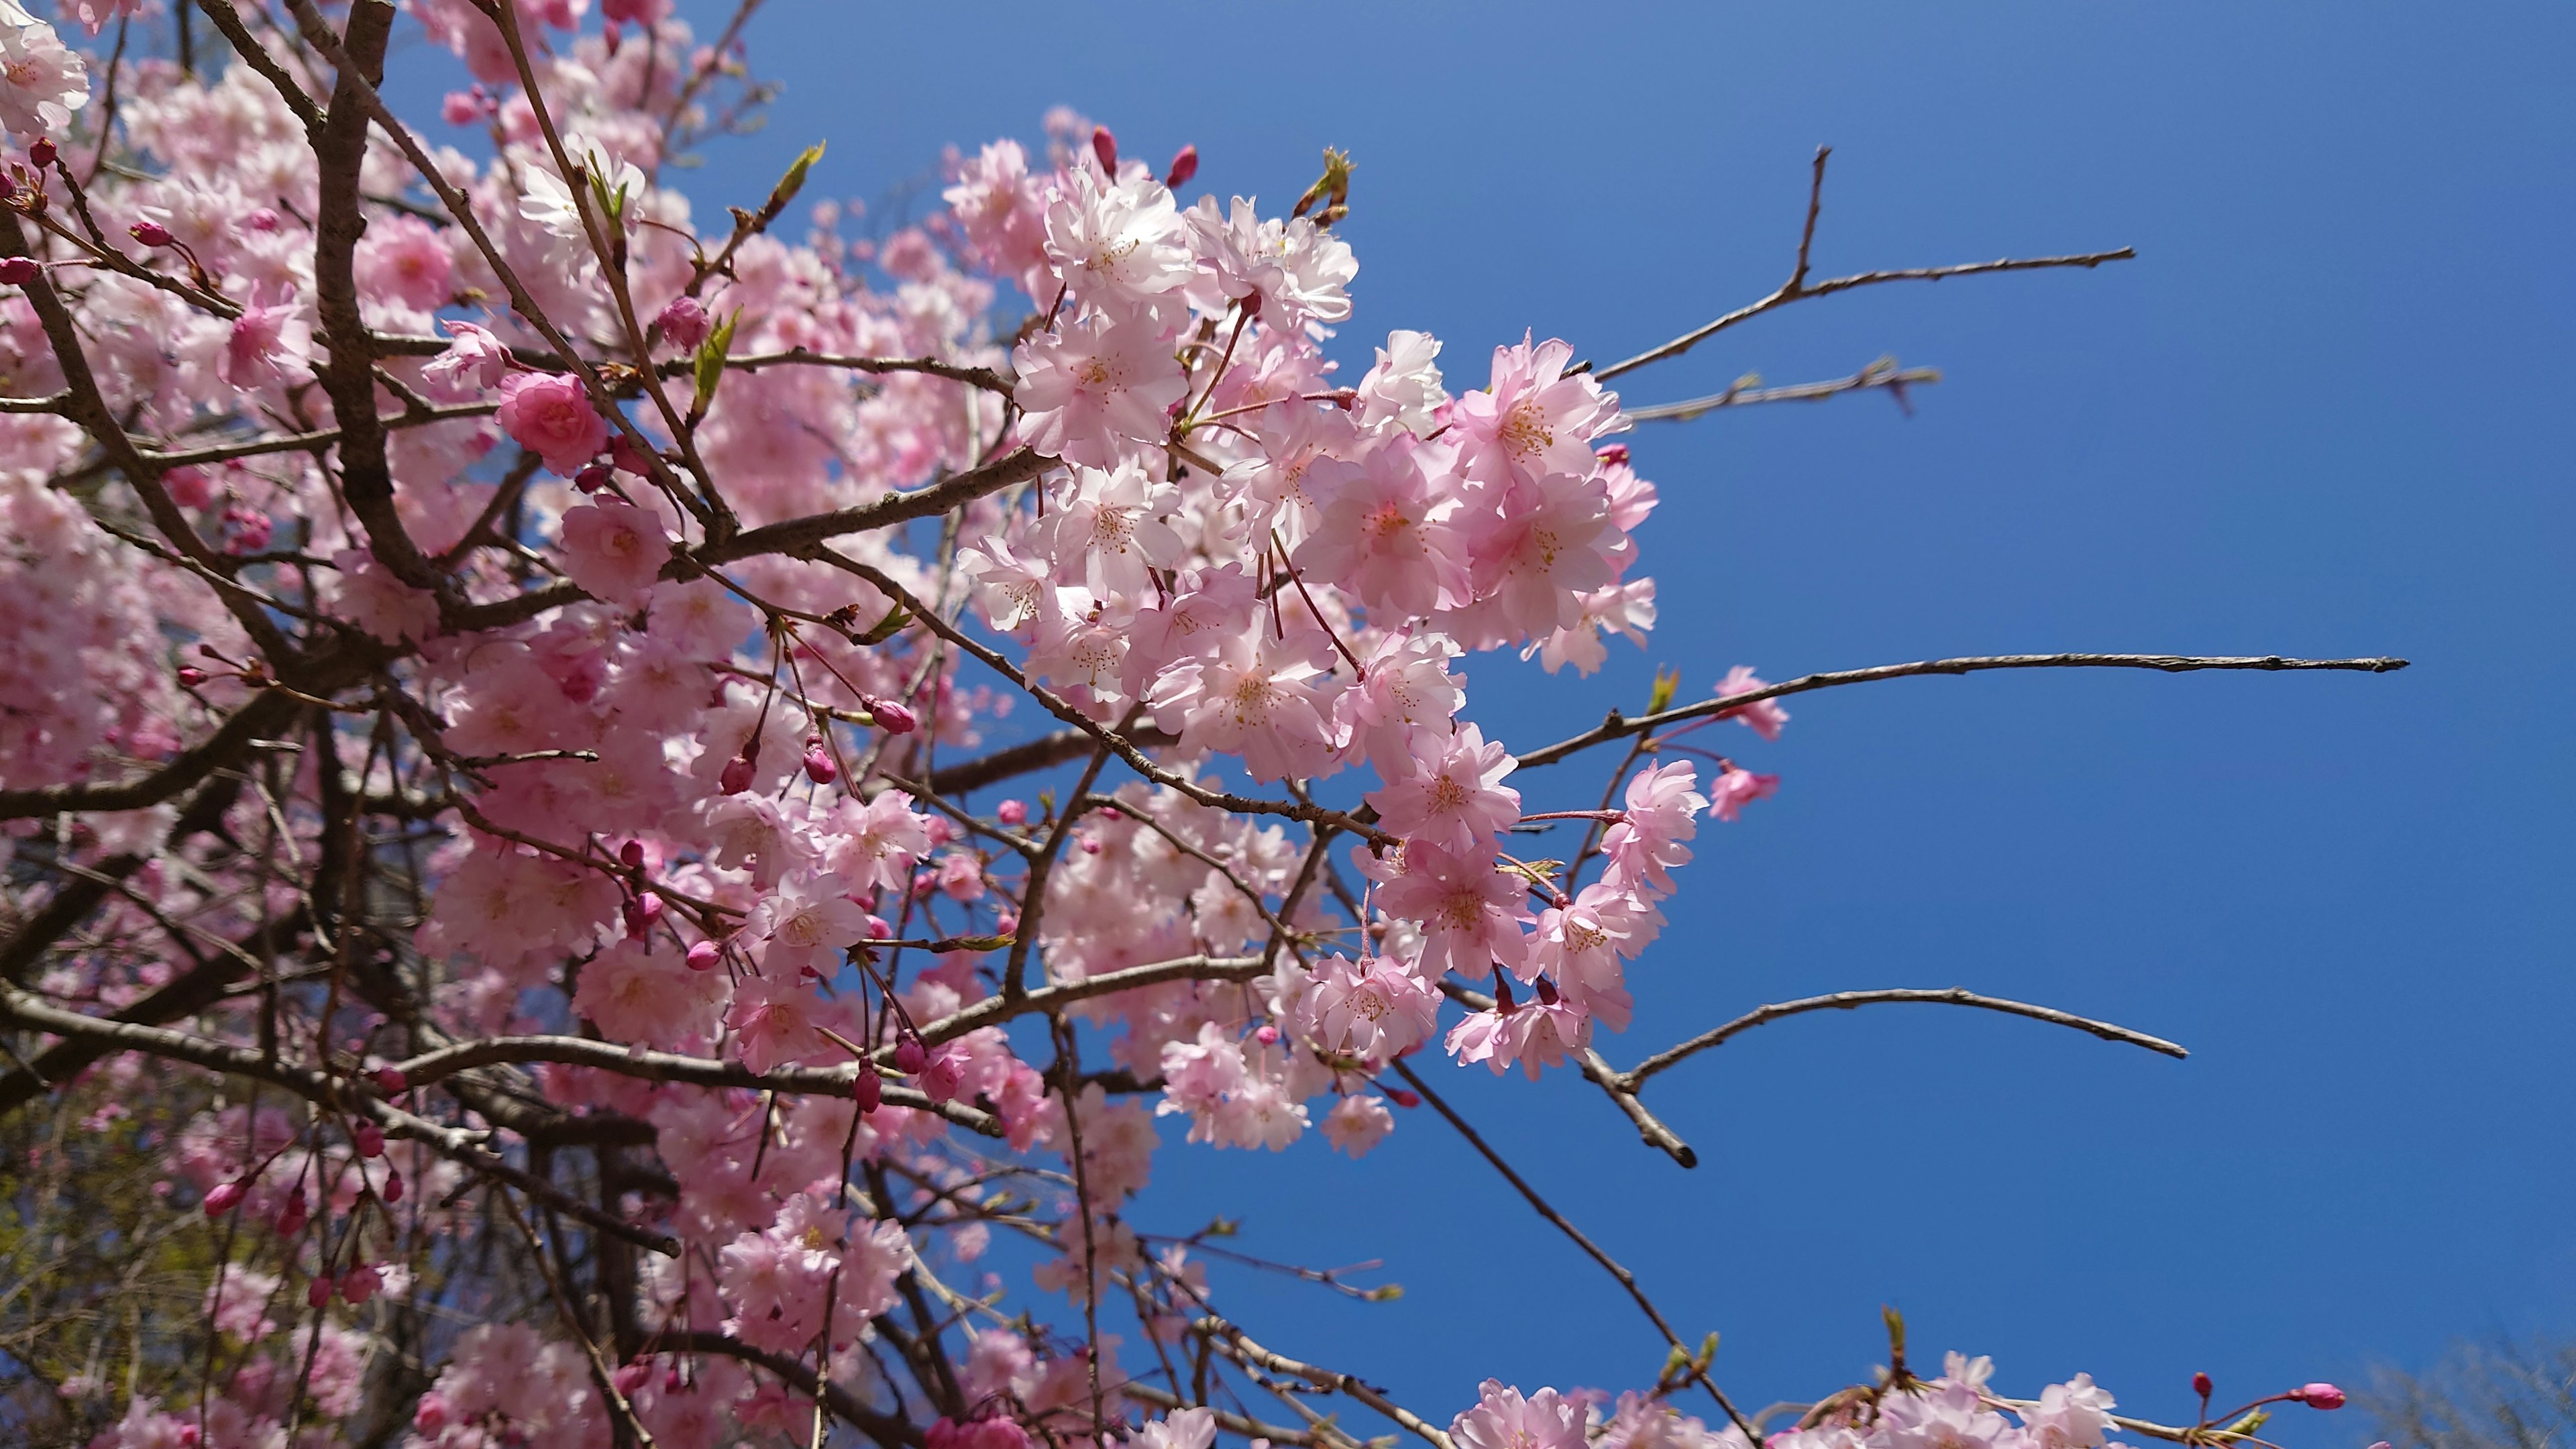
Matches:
[[1320, 1093, 1395, 1157], [1368, 722, 1519, 857], [1014, 312, 1188, 468], [1450, 335, 1624, 488], [215, 284, 313, 391], [1148, 626, 1345, 784], [1707, 767, 1780, 822], [422, 319, 510, 394], [1715, 664, 1790, 740], [1299, 952, 1440, 1058], [0, 19, 87, 137], [1601, 761, 1708, 895], [1452, 1381, 1588, 1449], [559, 499, 670, 605]]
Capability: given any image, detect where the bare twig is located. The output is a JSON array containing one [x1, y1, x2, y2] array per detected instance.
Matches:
[[1517, 653, 2410, 770], [1621, 986, 2188, 1089], [1591, 147, 2131, 383]]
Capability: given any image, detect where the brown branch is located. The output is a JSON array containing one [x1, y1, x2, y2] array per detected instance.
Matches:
[[1193, 1319, 1456, 1449], [1591, 147, 2131, 383], [815, 547, 1397, 850], [0, 689, 301, 821], [695, 446, 1053, 567], [665, 1331, 921, 1448], [1627, 358, 1941, 422], [0, 985, 678, 1254], [922, 725, 1179, 796], [1440, 981, 1697, 1169], [1515, 653, 2410, 770], [1619, 986, 2188, 1089], [912, 954, 1267, 1053], [1390, 1059, 1764, 1445], [387, 1034, 1004, 1138]]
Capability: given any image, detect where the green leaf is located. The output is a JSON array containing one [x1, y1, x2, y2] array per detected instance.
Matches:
[[769, 141, 826, 216], [692, 309, 741, 416]]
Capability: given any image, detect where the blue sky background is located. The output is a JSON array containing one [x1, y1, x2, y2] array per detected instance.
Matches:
[[443, 0, 2570, 1435]]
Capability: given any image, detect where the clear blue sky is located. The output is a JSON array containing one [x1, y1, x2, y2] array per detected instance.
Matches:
[[585, 0, 2573, 1432]]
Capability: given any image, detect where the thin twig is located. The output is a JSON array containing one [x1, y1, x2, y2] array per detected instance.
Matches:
[[1516, 653, 2409, 770], [1621, 985, 2188, 1089]]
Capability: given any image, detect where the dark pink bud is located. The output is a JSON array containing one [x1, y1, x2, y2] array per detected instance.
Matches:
[[655, 294, 710, 352], [612, 1362, 652, 1397], [176, 666, 208, 688], [610, 433, 656, 477], [718, 752, 756, 794], [339, 1263, 382, 1304], [1090, 125, 1118, 173], [28, 138, 56, 170], [0, 256, 38, 286], [921, 1051, 965, 1104], [382, 1169, 405, 1203], [352, 1121, 385, 1159], [2192, 1373, 2213, 1400], [129, 219, 173, 248], [853, 1065, 883, 1114], [928, 1419, 967, 1449], [274, 1187, 309, 1236], [970, 1418, 1032, 1449], [1388, 1089, 1421, 1109], [572, 461, 612, 493], [1254, 1024, 1279, 1044], [623, 890, 664, 940], [620, 840, 647, 868], [862, 695, 918, 734], [413, 1394, 451, 1433], [307, 1277, 332, 1308], [1164, 144, 1199, 189], [685, 938, 722, 971], [803, 743, 839, 785], [203, 1181, 246, 1217], [996, 798, 1027, 826], [164, 465, 215, 507], [373, 1065, 409, 1094], [893, 1035, 928, 1076], [2294, 1385, 2345, 1411]]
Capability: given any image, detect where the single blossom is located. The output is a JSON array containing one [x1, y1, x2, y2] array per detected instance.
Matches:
[[497, 370, 609, 474]]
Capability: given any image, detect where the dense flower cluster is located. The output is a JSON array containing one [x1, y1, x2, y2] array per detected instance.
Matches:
[[0, 4, 2368, 1448]]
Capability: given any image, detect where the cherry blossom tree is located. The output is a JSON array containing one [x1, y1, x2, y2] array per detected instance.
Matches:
[[0, 3, 2406, 1447]]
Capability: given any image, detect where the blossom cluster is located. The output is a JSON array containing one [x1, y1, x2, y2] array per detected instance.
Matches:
[[0, 4, 2309, 1449]]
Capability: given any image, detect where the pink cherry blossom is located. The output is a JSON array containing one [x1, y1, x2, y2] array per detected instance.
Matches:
[[1368, 722, 1520, 857], [497, 369, 609, 475], [559, 499, 671, 605], [1013, 311, 1189, 469], [1716, 664, 1791, 740]]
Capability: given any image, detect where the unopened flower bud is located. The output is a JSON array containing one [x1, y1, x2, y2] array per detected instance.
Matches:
[[610, 433, 656, 477], [340, 1263, 382, 1304], [2295, 1385, 2345, 1411], [2193, 1373, 2213, 1400], [28, 138, 56, 170], [165, 466, 214, 507], [619, 840, 646, 868], [612, 1362, 652, 1397], [352, 1121, 385, 1159], [863, 694, 918, 734], [1164, 144, 1199, 189], [854, 1065, 883, 1114], [893, 1034, 928, 1075], [1389, 1089, 1421, 1109], [623, 890, 664, 939], [1090, 125, 1118, 173], [307, 1277, 333, 1308], [996, 798, 1027, 826], [0, 256, 38, 286], [129, 219, 173, 248], [803, 742, 839, 785], [655, 294, 710, 351], [373, 1065, 408, 1094], [686, 938, 722, 971], [382, 1169, 405, 1203], [274, 1187, 309, 1236], [572, 461, 612, 493], [719, 751, 756, 794], [176, 666, 207, 688], [203, 1181, 246, 1217], [1254, 1024, 1279, 1044]]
